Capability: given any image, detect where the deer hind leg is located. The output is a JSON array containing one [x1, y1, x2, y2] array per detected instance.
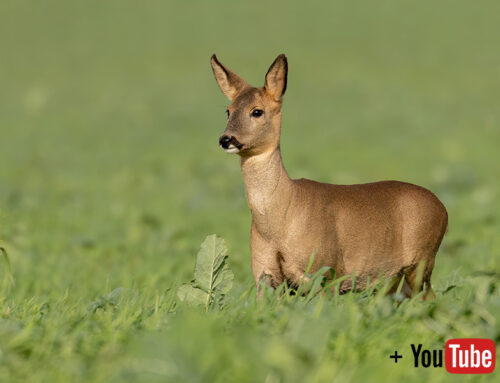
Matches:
[[403, 256, 436, 300], [385, 273, 413, 298], [389, 276, 413, 298]]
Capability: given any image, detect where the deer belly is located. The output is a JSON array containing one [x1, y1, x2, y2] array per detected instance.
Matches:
[[277, 242, 338, 287], [278, 226, 403, 286]]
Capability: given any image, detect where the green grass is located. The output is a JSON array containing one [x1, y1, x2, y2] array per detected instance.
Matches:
[[1, 0, 499, 381]]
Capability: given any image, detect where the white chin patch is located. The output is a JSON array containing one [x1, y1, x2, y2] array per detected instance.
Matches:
[[224, 145, 240, 154]]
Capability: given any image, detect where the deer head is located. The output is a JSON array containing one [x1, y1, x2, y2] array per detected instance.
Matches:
[[211, 54, 288, 157]]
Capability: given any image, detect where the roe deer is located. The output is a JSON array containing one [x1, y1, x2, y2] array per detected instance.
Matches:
[[210, 54, 448, 298]]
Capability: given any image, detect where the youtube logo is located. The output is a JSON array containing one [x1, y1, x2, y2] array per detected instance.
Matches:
[[390, 338, 496, 374], [445, 339, 496, 374]]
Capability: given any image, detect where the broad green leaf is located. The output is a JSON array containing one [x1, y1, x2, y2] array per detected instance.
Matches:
[[177, 235, 234, 310], [177, 284, 207, 306], [212, 258, 233, 295], [194, 234, 230, 292]]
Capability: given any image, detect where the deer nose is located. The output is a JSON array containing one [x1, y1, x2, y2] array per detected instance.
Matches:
[[219, 135, 232, 149]]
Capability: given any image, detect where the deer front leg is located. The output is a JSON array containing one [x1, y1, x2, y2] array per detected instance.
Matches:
[[250, 226, 283, 297]]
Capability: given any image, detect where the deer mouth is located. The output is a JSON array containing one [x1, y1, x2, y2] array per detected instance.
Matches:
[[220, 136, 243, 154], [224, 145, 241, 154]]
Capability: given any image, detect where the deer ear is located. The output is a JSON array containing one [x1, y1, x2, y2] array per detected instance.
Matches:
[[264, 54, 288, 102], [210, 54, 248, 101]]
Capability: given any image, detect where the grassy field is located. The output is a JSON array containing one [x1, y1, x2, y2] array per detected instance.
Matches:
[[1, 1, 499, 381]]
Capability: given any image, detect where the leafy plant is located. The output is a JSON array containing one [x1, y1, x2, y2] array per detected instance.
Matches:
[[177, 235, 234, 311]]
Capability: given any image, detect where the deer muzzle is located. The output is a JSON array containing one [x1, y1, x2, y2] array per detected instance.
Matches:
[[219, 135, 243, 153]]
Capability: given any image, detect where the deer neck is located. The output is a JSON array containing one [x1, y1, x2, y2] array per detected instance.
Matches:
[[240, 148, 293, 233]]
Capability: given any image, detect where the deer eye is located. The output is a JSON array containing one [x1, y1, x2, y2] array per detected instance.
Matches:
[[251, 109, 263, 118], [226, 109, 230, 118]]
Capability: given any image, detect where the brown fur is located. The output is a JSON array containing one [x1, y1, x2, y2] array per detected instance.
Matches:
[[211, 54, 448, 298]]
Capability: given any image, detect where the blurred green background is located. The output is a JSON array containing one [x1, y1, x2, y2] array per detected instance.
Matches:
[[1, 1, 499, 382]]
